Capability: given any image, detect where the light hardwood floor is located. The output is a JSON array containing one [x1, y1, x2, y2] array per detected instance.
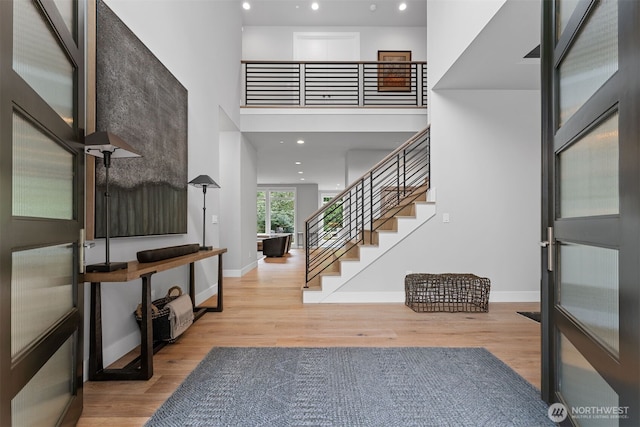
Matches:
[[78, 249, 542, 426]]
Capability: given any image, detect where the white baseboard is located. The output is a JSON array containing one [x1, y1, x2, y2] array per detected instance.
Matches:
[[223, 260, 258, 278], [82, 283, 223, 382], [489, 291, 540, 302], [196, 283, 218, 306], [321, 291, 406, 303], [102, 330, 141, 370], [309, 290, 540, 304], [224, 269, 242, 277]]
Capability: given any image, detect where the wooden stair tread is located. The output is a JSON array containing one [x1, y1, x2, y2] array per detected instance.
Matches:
[[304, 181, 431, 296]]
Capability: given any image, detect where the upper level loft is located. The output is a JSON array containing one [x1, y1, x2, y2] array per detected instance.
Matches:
[[241, 60, 427, 108]]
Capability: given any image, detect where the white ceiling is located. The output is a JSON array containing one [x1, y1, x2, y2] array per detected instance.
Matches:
[[247, 131, 415, 191], [241, 0, 428, 27], [241, 0, 428, 191], [432, 0, 541, 90], [240, 0, 541, 191]]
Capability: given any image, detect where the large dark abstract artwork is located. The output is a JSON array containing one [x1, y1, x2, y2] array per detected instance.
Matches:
[[95, 0, 187, 238]]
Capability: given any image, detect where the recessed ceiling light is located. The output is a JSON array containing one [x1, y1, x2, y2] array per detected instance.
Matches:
[[298, 171, 304, 174], [311, 2, 319, 11], [398, 2, 407, 11], [295, 161, 301, 165], [242, 2, 251, 10], [370, 4, 377, 12], [300, 178, 305, 181], [297, 139, 305, 144], [279, 140, 284, 144]]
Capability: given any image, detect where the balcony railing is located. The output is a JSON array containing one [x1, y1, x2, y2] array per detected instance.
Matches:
[[242, 60, 427, 108]]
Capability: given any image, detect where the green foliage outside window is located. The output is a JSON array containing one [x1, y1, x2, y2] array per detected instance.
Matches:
[[270, 191, 295, 233], [323, 201, 343, 232], [257, 191, 266, 233], [257, 190, 294, 234]]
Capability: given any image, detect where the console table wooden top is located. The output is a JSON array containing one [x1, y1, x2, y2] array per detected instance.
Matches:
[[82, 247, 227, 283], [85, 247, 227, 381]]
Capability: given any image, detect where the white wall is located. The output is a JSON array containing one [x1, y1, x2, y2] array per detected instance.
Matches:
[[85, 0, 242, 369], [427, 0, 505, 88], [242, 26, 427, 61], [338, 89, 541, 301], [241, 134, 259, 267], [346, 149, 391, 184], [220, 131, 242, 273], [220, 129, 259, 276]]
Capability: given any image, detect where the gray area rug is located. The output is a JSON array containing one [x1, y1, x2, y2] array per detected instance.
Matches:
[[145, 347, 554, 427]]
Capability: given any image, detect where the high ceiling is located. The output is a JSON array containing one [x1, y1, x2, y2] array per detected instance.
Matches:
[[240, 0, 541, 191], [241, 0, 428, 191], [241, 0, 427, 27], [249, 131, 416, 192]]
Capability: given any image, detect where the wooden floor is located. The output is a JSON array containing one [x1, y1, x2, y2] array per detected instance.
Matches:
[[78, 249, 542, 426]]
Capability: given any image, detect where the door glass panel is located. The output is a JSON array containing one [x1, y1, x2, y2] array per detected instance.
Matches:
[[11, 336, 74, 427], [558, 333, 621, 426], [557, 0, 581, 41], [559, 113, 618, 218], [52, 0, 75, 38], [558, 0, 617, 127], [13, 0, 75, 126], [558, 243, 619, 354], [11, 244, 74, 358], [12, 113, 74, 220]]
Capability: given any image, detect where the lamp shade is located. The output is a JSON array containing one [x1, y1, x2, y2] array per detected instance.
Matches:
[[188, 175, 220, 189], [84, 131, 141, 159]]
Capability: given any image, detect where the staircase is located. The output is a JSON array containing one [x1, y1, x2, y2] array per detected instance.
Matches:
[[303, 127, 433, 303]]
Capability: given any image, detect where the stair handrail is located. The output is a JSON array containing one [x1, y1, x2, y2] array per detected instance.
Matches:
[[304, 126, 431, 286], [305, 125, 430, 222]]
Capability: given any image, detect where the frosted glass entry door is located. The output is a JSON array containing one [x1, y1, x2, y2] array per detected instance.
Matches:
[[11, 337, 74, 427], [558, 0, 617, 127], [11, 244, 74, 358], [558, 243, 619, 353], [558, 113, 618, 218], [542, 0, 640, 422], [13, 0, 75, 126], [559, 334, 620, 427], [1, 0, 85, 424], [12, 113, 74, 219]]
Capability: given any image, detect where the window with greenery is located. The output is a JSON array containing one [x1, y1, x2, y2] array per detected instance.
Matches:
[[270, 191, 295, 233], [257, 189, 296, 239], [257, 191, 266, 233], [322, 196, 343, 232]]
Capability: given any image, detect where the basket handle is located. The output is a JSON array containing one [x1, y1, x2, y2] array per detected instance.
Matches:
[[167, 285, 183, 298], [135, 303, 160, 318]]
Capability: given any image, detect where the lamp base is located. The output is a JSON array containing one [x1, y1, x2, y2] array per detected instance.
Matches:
[[86, 261, 128, 273], [199, 246, 213, 251]]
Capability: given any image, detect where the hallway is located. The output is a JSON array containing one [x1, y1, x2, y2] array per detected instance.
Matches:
[[79, 249, 542, 426]]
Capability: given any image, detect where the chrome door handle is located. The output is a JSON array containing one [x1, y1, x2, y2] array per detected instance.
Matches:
[[540, 227, 554, 271], [79, 229, 85, 274]]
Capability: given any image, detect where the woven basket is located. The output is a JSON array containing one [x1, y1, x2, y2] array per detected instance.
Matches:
[[405, 273, 490, 313], [134, 285, 186, 343]]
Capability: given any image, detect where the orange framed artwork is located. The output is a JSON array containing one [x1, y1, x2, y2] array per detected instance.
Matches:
[[378, 50, 412, 92]]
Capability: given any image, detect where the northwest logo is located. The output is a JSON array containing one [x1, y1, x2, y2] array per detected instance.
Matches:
[[548, 403, 568, 422]]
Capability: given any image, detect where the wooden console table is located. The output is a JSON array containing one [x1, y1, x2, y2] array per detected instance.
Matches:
[[82, 247, 227, 381]]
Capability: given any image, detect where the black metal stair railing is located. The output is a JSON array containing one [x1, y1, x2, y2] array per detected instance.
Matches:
[[304, 126, 431, 286], [243, 61, 427, 107]]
